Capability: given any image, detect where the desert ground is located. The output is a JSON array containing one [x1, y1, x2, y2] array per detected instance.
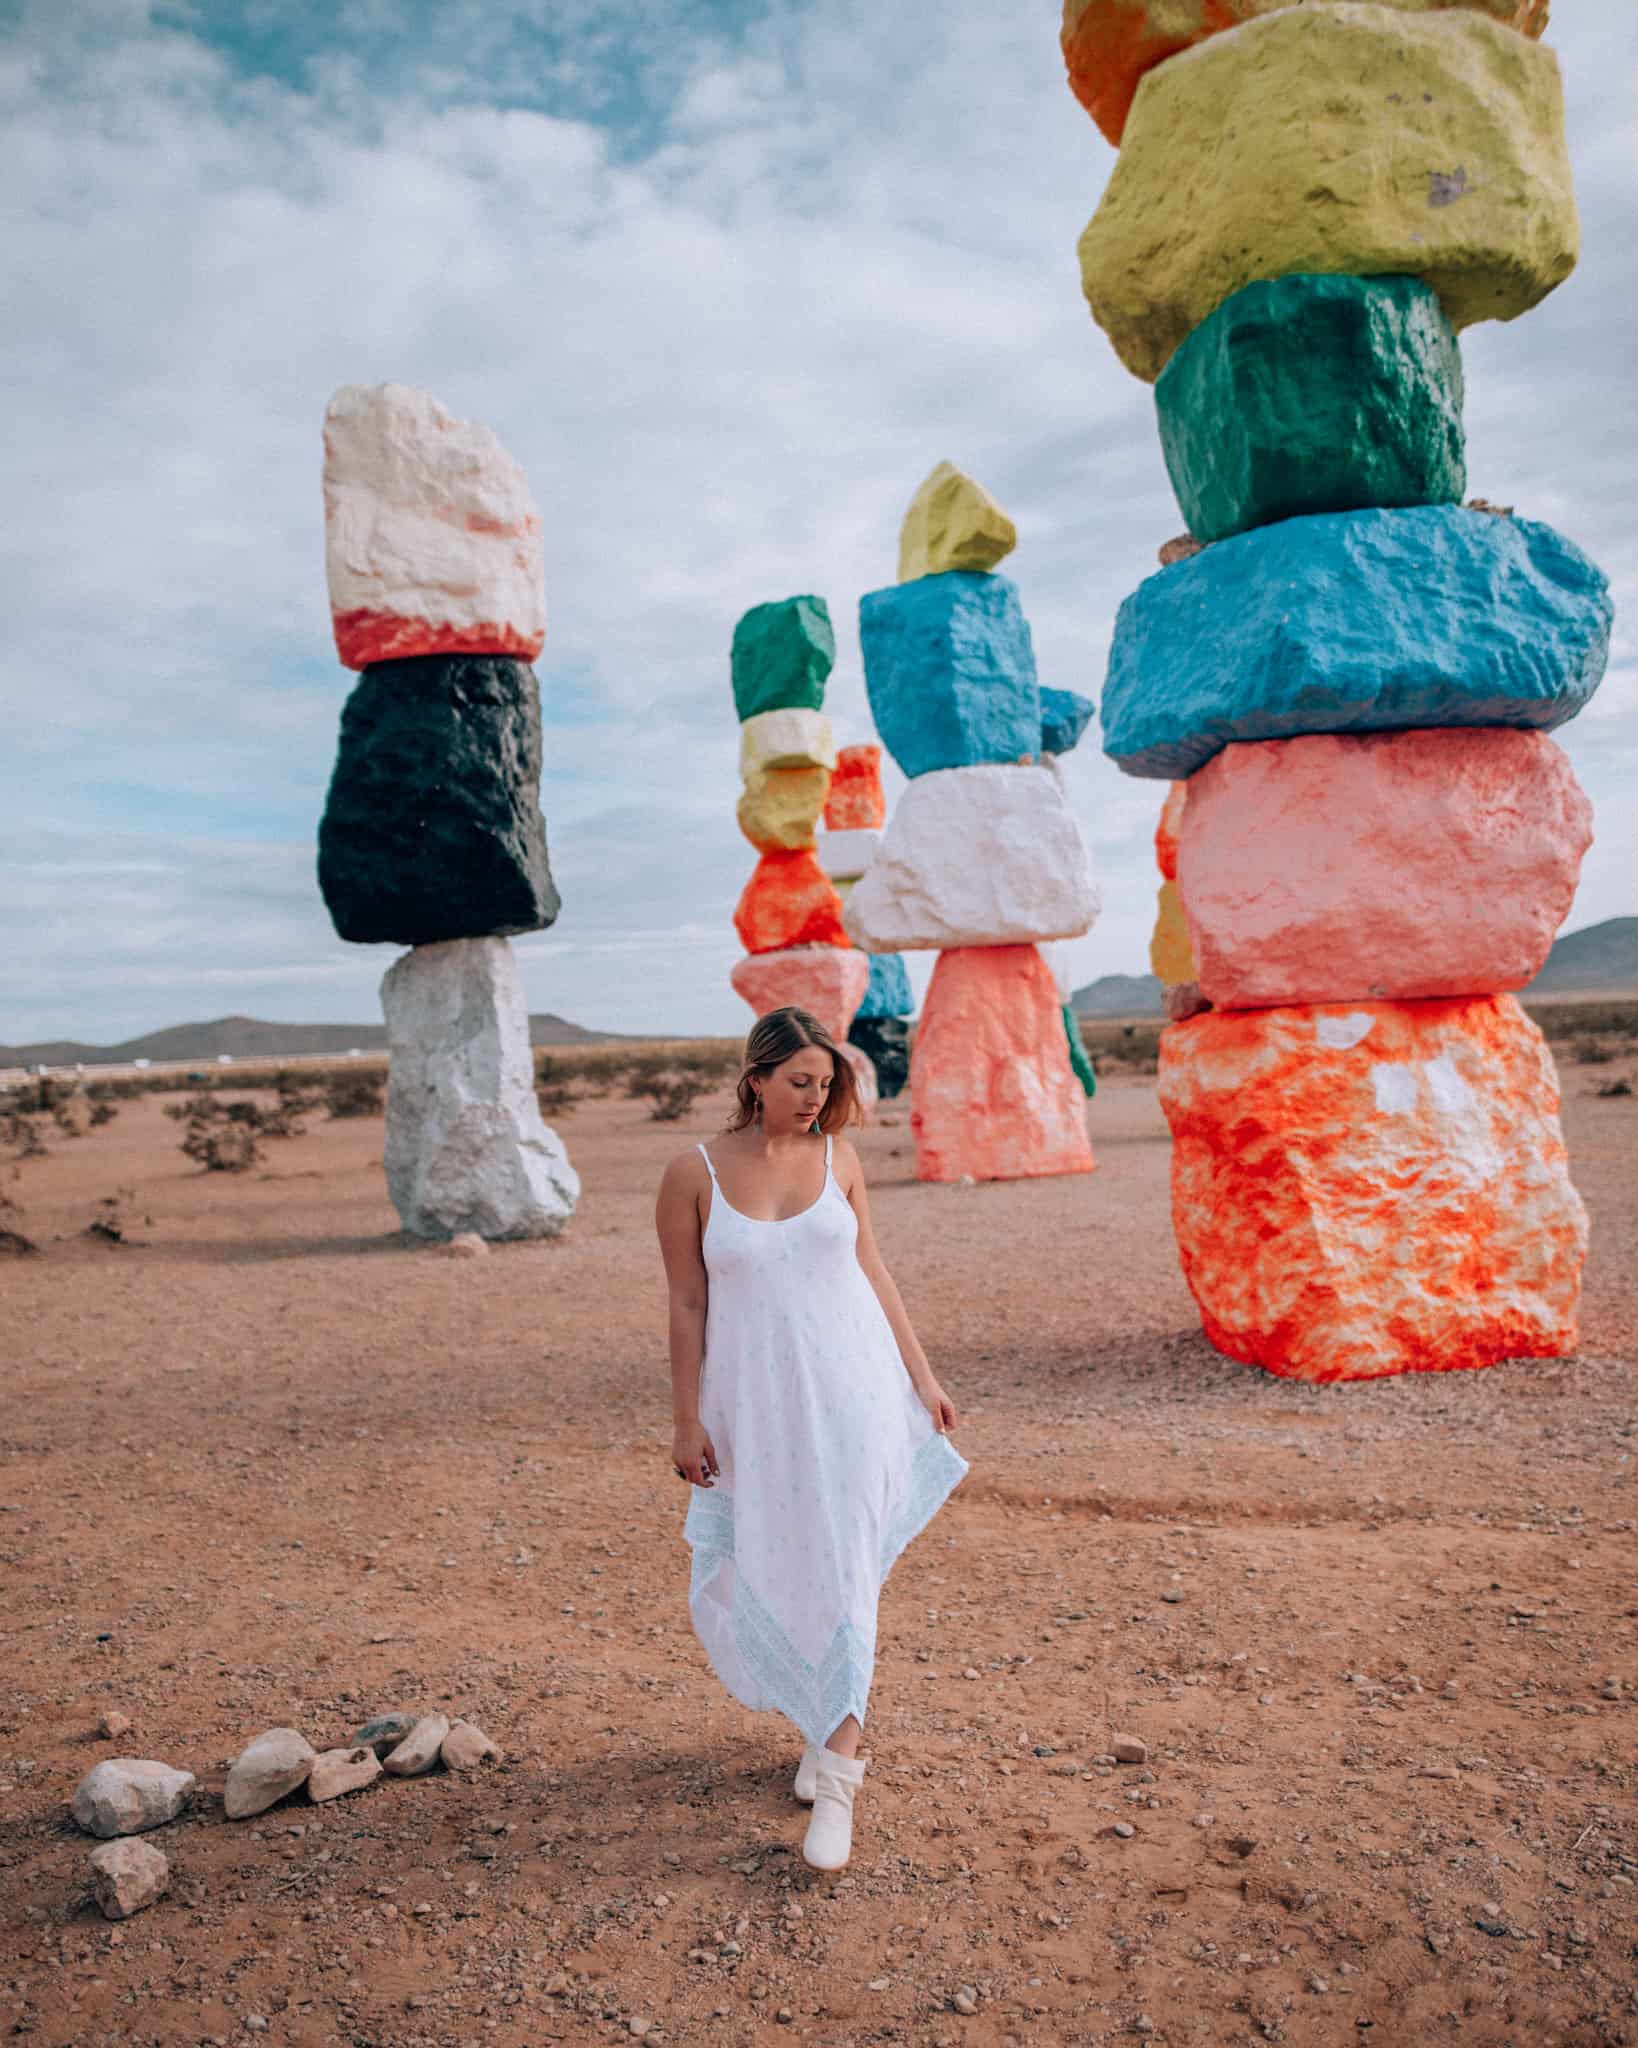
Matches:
[[2, 1041, 1635, 2048]]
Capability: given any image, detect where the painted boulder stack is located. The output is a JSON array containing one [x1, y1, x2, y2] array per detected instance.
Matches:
[[1065, 4, 1609, 1379], [812, 744, 913, 1102], [728, 599, 871, 1093], [317, 384, 578, 1240], [847, 464, 1100, 1181]]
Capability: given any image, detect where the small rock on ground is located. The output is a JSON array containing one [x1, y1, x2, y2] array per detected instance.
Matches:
[[307, 1745, 382, 1802], [89, 1837, 169, 1920], [383, 1713, 450, 1776], [440, 1719, 502, 1770], [71, 1760, 195, 1839], [224, 1728, 316, 1819]]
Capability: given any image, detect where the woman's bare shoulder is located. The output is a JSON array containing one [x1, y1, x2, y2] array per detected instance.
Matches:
[[832, 1131, 866, 1181], [659, 1146, 711, 1194]]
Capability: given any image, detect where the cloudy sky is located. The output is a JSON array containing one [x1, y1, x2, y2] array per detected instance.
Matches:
[[4, 0, 1634, 1045]]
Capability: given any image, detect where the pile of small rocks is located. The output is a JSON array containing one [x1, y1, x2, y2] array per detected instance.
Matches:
[[68, 1707, 500, 1920]]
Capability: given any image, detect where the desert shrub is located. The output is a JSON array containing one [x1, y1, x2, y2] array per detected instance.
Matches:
[[325, 1070, 385, 1118], [2, 1114, 48, 1159], [535, 1055, 580, 1118], [180, 1120, 261, 1172], [85, 1188, 136, 1242], [164, 1093, 221, 1125], [88, 1100, 118, 1127], [634, 1074, 706, 1122], [1594, 1076, 1634, 1099], [1568, 1036, 1616, 1066]]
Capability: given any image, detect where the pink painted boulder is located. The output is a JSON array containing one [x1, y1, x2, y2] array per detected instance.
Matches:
[[1159, 993, 1586, 1381], [910, 945, 1094, 1183], [323, 383, 546, 670], [1178, 729, 1591, 1009], [729, 946, 871, 1042]]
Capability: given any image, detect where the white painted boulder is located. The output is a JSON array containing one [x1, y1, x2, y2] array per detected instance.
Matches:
[[843, 764, 1100, 953], [739, 708, 837, 775], [323, 383, 546, 670], [815, 827, 881, 883], [382, 938, 579, 1241]]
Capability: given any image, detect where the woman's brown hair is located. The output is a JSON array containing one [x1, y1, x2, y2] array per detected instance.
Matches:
[[725, 1006, 861, 1134]]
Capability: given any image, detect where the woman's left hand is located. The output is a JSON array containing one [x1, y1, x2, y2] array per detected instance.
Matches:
[[917, 1377, 959, 1434]]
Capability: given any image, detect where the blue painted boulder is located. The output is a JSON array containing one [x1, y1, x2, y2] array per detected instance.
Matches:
[[857, 950, 913, 1020], [1101, 506, 1612, 781], [1041, 687, 1095, 756], [859, 572, 1040, 779]]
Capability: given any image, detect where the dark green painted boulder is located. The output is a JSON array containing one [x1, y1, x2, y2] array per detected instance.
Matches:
[[1062, 1004, 1096, 1099], [318, 653, 559, 945], [1155, 274, 1465, 543], [731, 595, 835, 721], [848, 1014, 910, 1100]]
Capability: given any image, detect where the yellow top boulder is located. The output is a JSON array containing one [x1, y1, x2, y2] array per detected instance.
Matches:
[[1078, 3, 1577, 383], [897, 462, 1018, 582], [1061, 0, 1551, 148]]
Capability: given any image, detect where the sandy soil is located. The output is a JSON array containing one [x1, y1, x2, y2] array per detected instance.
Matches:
[[2, 1071, 1635, 2048]]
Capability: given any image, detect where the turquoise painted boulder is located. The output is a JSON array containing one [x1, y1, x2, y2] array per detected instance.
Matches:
[[859, 572, 1040, 779], [1041, 687, 1095, 756], [857, 950, 913, 1020], [1156, 275, 1466, 544], [731, 595, 835, 721], [1101, 506, 1612, 781]]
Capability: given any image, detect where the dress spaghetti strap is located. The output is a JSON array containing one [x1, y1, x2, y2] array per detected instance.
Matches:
[[824, 1133, 833, 1173], [696, 1142, 720, 1185]]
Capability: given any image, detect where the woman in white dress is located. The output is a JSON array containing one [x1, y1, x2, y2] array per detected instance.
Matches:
[[655, 1005, 967, 1871]]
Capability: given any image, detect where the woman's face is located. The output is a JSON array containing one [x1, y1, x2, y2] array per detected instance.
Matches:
[[757, 1044, 834, 1133]]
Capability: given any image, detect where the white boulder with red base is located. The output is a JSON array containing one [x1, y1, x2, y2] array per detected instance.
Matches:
[[323, 382, 546, 670]]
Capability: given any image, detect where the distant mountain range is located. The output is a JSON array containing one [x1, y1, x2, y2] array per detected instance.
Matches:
[[0, 1011, 615, 1067], [1071, 915, 1638, 1019]]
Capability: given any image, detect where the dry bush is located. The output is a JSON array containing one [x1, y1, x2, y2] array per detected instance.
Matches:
[[2, 1114, 49, 1160], [637, 1075, 707, 1122], [86, 1188, 137, 1243], [1593, 1076, 1634, 1099], [0, 1181, 38, 1257], [88, 1100, 118, 1127], [325, 1070, 384, 1118], [534, 1054, 580, 1118], [180, 1120, 261, 1172]]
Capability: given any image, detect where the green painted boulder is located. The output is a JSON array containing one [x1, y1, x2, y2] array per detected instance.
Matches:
[[731, 595, 835, 721], [1062, 1004, 1097, 1100], [1155, 275, 1466, 544]]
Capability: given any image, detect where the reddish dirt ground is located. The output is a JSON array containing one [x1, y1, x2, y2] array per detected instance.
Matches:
[[2, 1071, 1635, 2048]]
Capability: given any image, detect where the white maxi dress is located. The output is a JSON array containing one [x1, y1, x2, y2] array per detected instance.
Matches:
[[684, 1136, 969, 1749]]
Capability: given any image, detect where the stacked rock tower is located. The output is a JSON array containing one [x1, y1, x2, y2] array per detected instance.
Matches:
[[317, 384, 579, 1240], [727, 599, 878, 1110], [816, 745, 915, 1100], [1066, 1, 1614, 1379], [846, 463, 1102, 1181]]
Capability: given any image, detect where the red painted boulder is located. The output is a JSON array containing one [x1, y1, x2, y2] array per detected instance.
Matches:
[[1061, 0, 1551, 149], [323, 384, 545, 670], [729, 946, 870, 1041], [732, 850, 850, 956], [910, 945, 1095, 1183], [1159, 993, 1586, 1382], [1177, 729, 1592, 1009], [1154, 780, 1187, 881], [825, 743, 888, 831]]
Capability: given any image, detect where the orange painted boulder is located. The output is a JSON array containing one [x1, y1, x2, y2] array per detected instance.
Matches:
[[1178, 729, 1591, 1009], [729, 946, 870, 1042], [910, 945, 1094, 1183], [825, 743, 888, 830], [732, 850, 849, 956], [1159, 993, 1586, 1381], [1154, 780, 1187, 881], [1061, 0, 1551, 149]]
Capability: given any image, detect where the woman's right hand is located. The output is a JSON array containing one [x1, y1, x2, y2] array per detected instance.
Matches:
[[672, 1421, 720, 1489]]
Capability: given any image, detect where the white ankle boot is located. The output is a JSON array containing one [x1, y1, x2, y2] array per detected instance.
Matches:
[[802, 1752, 866, 1871], [794, 1743, 824, 1805]]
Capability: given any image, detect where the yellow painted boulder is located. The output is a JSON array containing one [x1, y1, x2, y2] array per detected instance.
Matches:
[[1078, 4, 1577, 382], [1061, 0, 1551, 149], [1149, 879, 1196, 985], [737, 764, 831, 852], [739, 707, 836, 776], [897, 462, 1018, 583]]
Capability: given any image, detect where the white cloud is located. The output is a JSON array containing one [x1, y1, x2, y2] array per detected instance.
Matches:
[[1, 1, 1633, 1044]]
